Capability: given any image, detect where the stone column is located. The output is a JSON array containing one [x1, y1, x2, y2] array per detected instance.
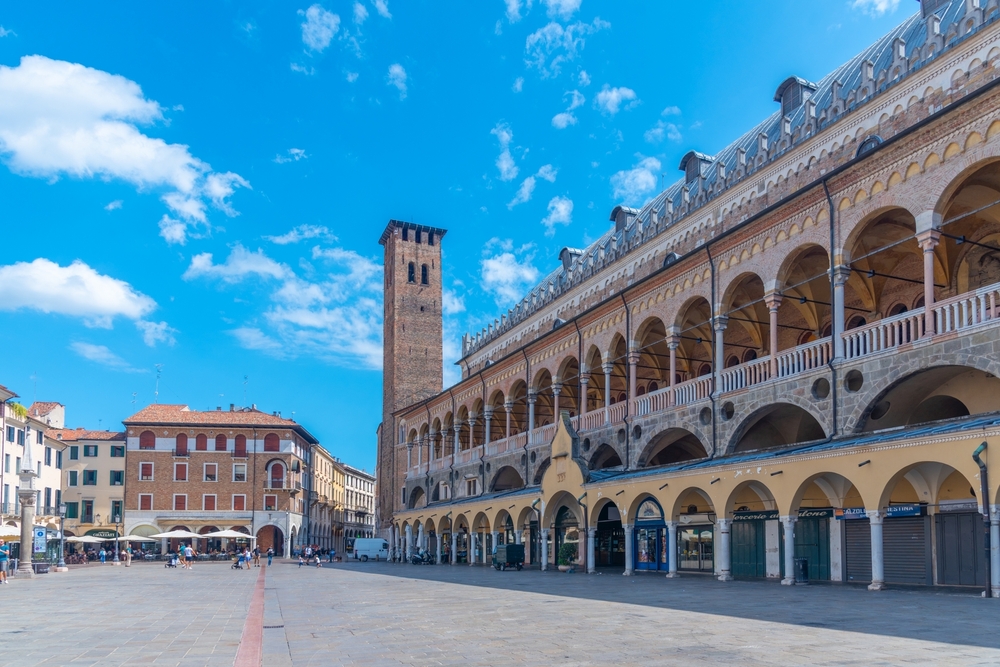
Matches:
[[451, 531, 458, 565], [602, 362, 614, 414], [868, 510, 886, 591], [552, 383, 562, 419], [917, 229, 941, 337], [469, 533, 477, 566], [540, 529, 549, 572], [713, 316, 729, 388], [623, 524, 634, 575], [436, 532, 443, 564], [17, 433, 38, 578], [579, 374, 590, 417], [515, 529, 523, 545], [417, 436, 424, 468], [483, 408, 493, 446], [780, 515, 797, 585], [587, 527, 597, 574], [405, 524, 413, 561], [483, 532, 490, 564], [667, 331, 679, 406], [627, 347, 639, 404], [665, 521, 679, 578], [527, 393, 537, 434], [417, 523, 424, 555], [467, 416, 477, 449], [765, 293, 782, 378], [716, 518, 733, 581], [453, 425, 461, 457], [832, 265, 850, 359], [429, 429, 438, 461], [504, 401, 513, 439], [406, 442, 413, 469], [991, 506, 1000, 598]]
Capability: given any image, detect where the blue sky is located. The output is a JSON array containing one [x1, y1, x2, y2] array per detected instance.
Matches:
[[0, 0, 910, 470]]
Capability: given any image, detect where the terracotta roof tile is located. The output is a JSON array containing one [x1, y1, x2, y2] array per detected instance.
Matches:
[[46, 428, 125, 442], [28, 401, 62, 417], [123, 404, 318, 443]]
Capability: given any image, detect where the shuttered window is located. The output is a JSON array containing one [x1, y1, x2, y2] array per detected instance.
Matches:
[[140, 463, 154, 481]]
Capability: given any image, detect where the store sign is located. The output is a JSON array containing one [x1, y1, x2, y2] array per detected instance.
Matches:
[[798, 508, 834, 519], [938, 501, 979, 513], [733, 508, 836, 521], [85, 529, 119, 539], [886, 504, 923, 517], [32, 527, 47, 554], [834, 508, 868, 520]]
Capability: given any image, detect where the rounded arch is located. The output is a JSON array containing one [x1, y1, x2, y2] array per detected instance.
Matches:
[[775, 243, 832, 344], [407, 486, 426, 510], [195, 433, 208, 451], [637, 428, 709, 467], [542, 490, 583, 526], [626, 492, 665, 524], [588, 443, 622, 470], [933, 156, 1000, 218], [583, 345, 606, 412], [589, 497, 622, 526], [634, 315, 669, 394], [471, 512, 491, 532], [786, 471, 867, 516], [490, 465, 524, 492], [673, 296, 714, 380], [507, 379, 528, 435], [725, 479, 778, 517], [669, 486, 716, 520], [877, 461, 979, 510], [606, 333, 629, 404], [492, 509, 513, 533], [729, 402, 826, 454], [532, 457, 551, 484]]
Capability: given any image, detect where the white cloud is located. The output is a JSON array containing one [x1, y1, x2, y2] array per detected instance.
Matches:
[[661, 105, 681, 116], [566, 89, 585, 111], [480, 239, 540, 306], [274, 148, 307, 164], [183, 244, 291, 283], [0, 56, 249, 240], [299, 4, 341, 52], [595, 84, 639, 115], [490, 122, 519, 181], [611, 156, 661, 205], [508, 164, 556, 208], [536, 164, 557, 182], [578, 70, 591, 87], [0, 258, 156, 327], [542, 0, 581, 20], [442, 288, 465, 315], [512, 77, 524, 92], [353, 2, 369, 24], [851, 0, 899, 16], [551, 112, 577, 129], [644, 120, 682, 144], [135, 320, 177, 347], [346, 71, 359, 82], [290, 62, 316, 75], [387, 63, 407, 99], [70, 342, 145, 373], [0, 26, 15, 38], [372, 0, 392, 18], [265, 224, 331, 245], [525, 18, 609, 78], [541, 195, 573, 236], [504, 0, 530, 22], [158, 215, 188, 245], [105, 200, 123, 211]]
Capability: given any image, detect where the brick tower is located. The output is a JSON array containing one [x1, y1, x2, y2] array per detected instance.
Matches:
[[377, 220, 446, 534]]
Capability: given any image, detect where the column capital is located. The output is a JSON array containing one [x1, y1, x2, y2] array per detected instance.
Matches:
[[527, 391, 538, 404], [601, 361, 615, 374], [716, 517, 731, 529], [713, 315, 729, 332], [831, 265, 851, 286], [503, 400, 514, 412], [580, 373, 591, 384], [866, 509, 885, 524], [916, 228, 941, 251], [667, 335, 680, 350], [779, 514, 797, 526], [587, 526, 597, 537], [764, 292, 783, 311], [482, 407, 494, 420], [551, 383, 563, 396]]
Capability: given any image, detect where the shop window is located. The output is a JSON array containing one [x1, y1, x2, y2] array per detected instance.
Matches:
[[139, 462, 154, 481], [204, 463, 217, 482], [215, 434, 227, 451], [174, 462, 188, 482], [174, 495, 187, 511], [264, 433, 280, 452], [233, 495, 246, 511], [139, 430, 155, 449], [195, 434, 208, 451], [203, 495, 216, 511], [139, 494, 152, 511], [82, 470, 97, 485]]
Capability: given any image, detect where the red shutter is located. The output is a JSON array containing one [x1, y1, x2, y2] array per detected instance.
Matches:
[[204, 495, 216, 511], [140, 463, 153, 480], [139, 431, 155, 450], [139, 494, 152, 511], [176, 433, 188, 455], [176, 463, 187, 481], [196, 434, 208, 451], [264, 433, 280, 452], [174, 495, 186, 510], [235, 434, 247, 455], [233, 495, 245, 511], [215, 434, 227, 451]]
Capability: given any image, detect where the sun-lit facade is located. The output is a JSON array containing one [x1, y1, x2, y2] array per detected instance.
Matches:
[[382, 0, 1000, 592]]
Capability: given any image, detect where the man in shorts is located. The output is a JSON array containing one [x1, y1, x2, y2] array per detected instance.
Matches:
[[0, 539, 9, 583], [183, 544, 195, 569]]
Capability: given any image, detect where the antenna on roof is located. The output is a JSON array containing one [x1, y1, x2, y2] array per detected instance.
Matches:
[[243, 375, 248, 408], [131, 392, 136, 413], [154, 364, 164, 404]]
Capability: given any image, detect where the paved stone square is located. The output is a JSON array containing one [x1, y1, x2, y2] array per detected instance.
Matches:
[[3, 561, 1000, 666]]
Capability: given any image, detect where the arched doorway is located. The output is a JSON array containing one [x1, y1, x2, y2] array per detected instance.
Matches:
[[673, 488, 715, 573], [633, 497, 668, 572], [554, 506, 580, 567], [199, 525, 221, 554], [256, 525, 285, 558], [594, 501, 624, 567]]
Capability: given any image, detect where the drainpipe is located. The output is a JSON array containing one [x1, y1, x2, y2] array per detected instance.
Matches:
[[447, 388, 457, 499], [424, 403, 433, 498], [478, 371, 487, 494], [706, 244, 718, 458], [822, 178, 839, 438], [973, 442, 992, 598], [619, 293, 631, 469], [574, 319, 584, 418], [522, 349, 531, 483]]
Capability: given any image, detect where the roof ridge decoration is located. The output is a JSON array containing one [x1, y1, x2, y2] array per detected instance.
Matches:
[[460, 0, 989, 362]]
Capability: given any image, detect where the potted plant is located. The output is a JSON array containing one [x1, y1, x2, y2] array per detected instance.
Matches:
[[557, 543, 577, 572]]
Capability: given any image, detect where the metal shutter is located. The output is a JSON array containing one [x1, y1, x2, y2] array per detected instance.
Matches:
[[845, 519, 871, 583], [883, 516, 931, 585], [936, 513, 985, 586]]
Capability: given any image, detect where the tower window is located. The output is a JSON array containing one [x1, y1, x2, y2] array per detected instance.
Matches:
[[402, 227, 408, 241], [427, 233, 434, 246], [408, 262, 416, 283], [421, 264, 428, 285]]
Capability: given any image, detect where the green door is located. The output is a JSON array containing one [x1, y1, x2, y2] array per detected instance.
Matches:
[[794, 517, 830, 581], [731, 520, 766, 578]]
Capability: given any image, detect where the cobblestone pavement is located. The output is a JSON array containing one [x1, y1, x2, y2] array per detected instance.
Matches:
[[5, 561, 1000, 666]]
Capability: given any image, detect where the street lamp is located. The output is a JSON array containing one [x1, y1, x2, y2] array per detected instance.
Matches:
[[113, 514, 121, 563], [57, 503, 67, 569]]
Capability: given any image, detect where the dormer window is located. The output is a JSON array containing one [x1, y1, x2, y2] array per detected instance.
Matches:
[[609, 205, 639, 232], [678, 151, 712, 184], [773, 76, 818, 116]]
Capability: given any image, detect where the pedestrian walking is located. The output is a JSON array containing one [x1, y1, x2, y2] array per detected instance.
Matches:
[[184, 544, 195, 569], [0, 539, 9, 584], [267, 547, 273, 566], [314, 553, 322, 568], [298, 554, 305, 568], [328, 548, 334, 563], [253, 546, 261, 568], [124, 545, 133, 567], [99, 548, 106, 564]]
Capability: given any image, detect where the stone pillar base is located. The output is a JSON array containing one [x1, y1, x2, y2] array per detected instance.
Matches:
[[52, 566, 69, 573], [665, 572, 680, 578], [717, 574, 733, 582], [781, 577, 796, 586], [992, 587, 1000, 598], [622, 570, 633, 576], [868, 581, 886, 591]]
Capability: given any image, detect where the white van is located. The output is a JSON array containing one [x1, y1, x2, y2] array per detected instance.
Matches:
[[352, 538, 389, 561]]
